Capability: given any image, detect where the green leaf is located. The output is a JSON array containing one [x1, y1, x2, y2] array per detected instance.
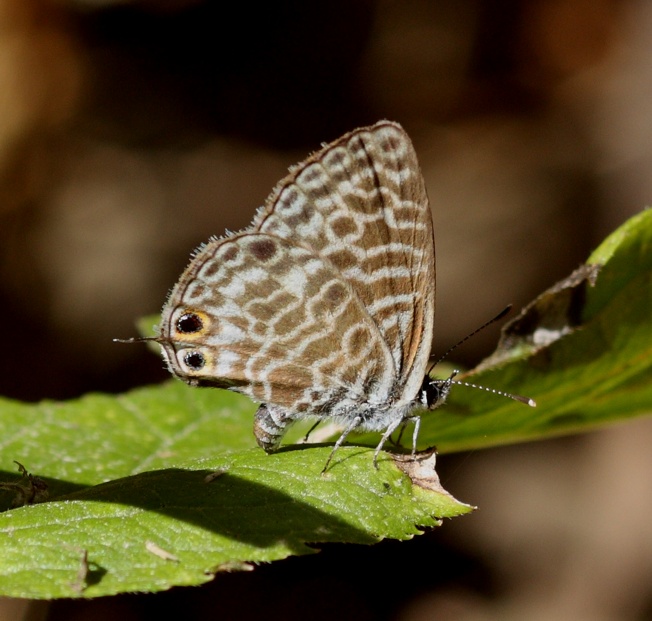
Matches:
[[0, 447, 465, 598], [0, 385, 470, 598], [0, 209, 650, 598]]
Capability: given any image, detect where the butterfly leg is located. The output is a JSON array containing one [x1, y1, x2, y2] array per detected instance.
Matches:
[[302, 420, 321, 443], [321, 415, 363, 474], [372, 418, 405, 468], [253, 404, 296, 452], [391, 420, 408, 447], [373, 415, 422, 467], [408, 415, 421, 459]]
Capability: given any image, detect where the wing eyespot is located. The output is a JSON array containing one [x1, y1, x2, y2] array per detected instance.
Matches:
[[183, 351, 206, 371], [177, 312, 204, 334]]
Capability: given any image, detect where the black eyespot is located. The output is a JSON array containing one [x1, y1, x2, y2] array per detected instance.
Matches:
[[177, 312, 203, 334], [184, 351, 205, 370]]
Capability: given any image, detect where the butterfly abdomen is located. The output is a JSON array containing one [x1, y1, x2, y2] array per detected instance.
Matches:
[[253, 403, 297, 452]]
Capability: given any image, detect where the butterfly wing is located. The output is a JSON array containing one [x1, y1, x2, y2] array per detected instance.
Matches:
[[159, 121, 434, 418], [159, 231, 397, 416], [254, 121, 435, 402]]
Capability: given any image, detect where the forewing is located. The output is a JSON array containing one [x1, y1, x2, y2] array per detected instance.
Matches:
[[254, 121, 435, 399]]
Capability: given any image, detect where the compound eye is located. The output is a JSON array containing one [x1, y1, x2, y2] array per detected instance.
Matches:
[[183, 351, 205, 371], [177, 312, 203, 334]]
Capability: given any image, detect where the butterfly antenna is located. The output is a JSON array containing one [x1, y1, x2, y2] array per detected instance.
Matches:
[[429, 305, 537, 408], [427, 305, 512, 374], [450, 378, 536, 407]]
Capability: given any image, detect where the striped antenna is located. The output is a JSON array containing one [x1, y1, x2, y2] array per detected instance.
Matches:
[[430, 305, 536, 407], [450, 377, 536, 407]]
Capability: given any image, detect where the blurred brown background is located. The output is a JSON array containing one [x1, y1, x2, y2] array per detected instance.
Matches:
[[1, 0, 652, 620]]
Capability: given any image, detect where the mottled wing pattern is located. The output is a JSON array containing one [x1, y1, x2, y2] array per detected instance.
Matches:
[[254, 122, 435, 401], [159, 231, 397, 417], [159, 121, 434, 420]]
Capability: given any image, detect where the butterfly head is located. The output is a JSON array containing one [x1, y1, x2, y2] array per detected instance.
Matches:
[[420, 368, 536, 410], [419, 371, 457, 411]]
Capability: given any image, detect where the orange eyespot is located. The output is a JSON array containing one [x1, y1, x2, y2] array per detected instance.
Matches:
[[177, 312, 203, 333], [173, 309, 211, 341]]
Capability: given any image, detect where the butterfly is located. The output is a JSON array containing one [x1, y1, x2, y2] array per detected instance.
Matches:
[[132, 121, 534, 471]]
